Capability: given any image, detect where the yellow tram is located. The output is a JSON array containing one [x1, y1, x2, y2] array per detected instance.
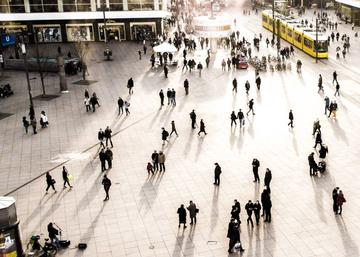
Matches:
[[261, 10, 328, 59]]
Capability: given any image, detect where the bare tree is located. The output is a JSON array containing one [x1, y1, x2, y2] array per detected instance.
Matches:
[[75, 41, 89, 81]]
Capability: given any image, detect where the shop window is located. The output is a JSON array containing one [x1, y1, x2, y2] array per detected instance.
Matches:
[[109, 0, 123, 10], [10, 0, 25, 12], [34, 25, 62, 42], [66, 24, 94, 41], [128, 0, 154, 10], [63, 0, 90, 11]]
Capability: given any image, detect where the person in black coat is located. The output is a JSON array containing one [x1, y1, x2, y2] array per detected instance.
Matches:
[[127, 77, 134, 94], [177, 204, 187, 228], [99, 148, 107, 171], [198, 119, 207, 136], [62, 166, 72, 189], [159, 89, 164, 106], [214, 163, 222, 185], [261, 188, 269, 216], [104, 126, 113, 147], [151, 150, 159, 171], [227, 218, 244, 253], [189, 110, 196, 129], [231, 199, 241, 223], [184, 79, 189, 95], [332, 187, 339, 213], [118, 97, 124, 115], [253, 200, 261, 225], [263, 197, 272, 223], [288, 110, 294, 128], [264, 168, 272, 192], [161, 127, 169, 144], [252, 158, 260, 183], [255, 76, 261, 90], [308, 152, 318, 176], [245, 200, 254, 227], [314, 131, 322, 149], [47, 223, 60, 248], [105, 147, 113, 169], [45, 172, 56, 193], [102, 175, 111, 201], [319, 144, 328, 159], [98, 128, 105, 147]]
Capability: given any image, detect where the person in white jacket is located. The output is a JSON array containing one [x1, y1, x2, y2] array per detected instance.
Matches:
[[40, 111, 49, 128]]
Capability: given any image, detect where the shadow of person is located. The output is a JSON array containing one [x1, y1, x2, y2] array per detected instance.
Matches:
[[171, 229, 186, 257], [335, 216, 360, 256], [195, 136, 205, 162], [183, 129, 195, 157], [329, 119, 348, 145], [209, 186, 219, 235]]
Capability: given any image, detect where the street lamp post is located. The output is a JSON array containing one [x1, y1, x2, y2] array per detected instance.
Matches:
[[315, 18, 318, 63], [21, 43, 34, 108]]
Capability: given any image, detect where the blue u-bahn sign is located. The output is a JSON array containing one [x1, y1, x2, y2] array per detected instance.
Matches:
[[1, 34, 16, 47]]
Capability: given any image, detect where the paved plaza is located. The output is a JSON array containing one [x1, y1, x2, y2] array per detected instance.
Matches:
[[1, 2, 360, 257]]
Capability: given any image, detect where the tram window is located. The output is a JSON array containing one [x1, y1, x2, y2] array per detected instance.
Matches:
[[281, 25, 285, 33], [294, 33, 301, 43], [304, 38, 313, 49], [269, 18, 273, 26], [316, 41, 328, 52], [262, 15, 267, 23], [287, 30, 292, 37]]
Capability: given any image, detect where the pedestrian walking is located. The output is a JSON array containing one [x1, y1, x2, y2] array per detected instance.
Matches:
[[230, 111, 237, 126], [319, 144, 328, 159], [246, 99, 255, 115], [143, 45, 147, 54], [84, 97, 91, 112], [184, 79, 189, 95], [314, 131, 322, 149], [308, 152, 318, 176], [245, 80, 250, 94], [45, 172, 56, 193], [252, 158, 260, 183], [334, 82, 340, 96], [161, 127, 169, 144], [171, 89, 176, 106], [187, 201, 198, 225], [332, 187, 339, 213], [159, 89, 164, 106], [318, 74, 324, 93], [332, 71, 338, 84], [197, 62, 203, 77], [227, 219, 244, 253], [127, 77, 134, 94], [104, 126, 113, 147], [221, 59, 226, 71], [102, 175, 111, 201], [158, 151, 166, 172], [324, 96, 330, 115], [124, 101, 130, 115], [62, 166, 72, 189], [231, 200, 241, 223], [288, 110, 294, 128], [264, 168, 272, 192], [237, 109, 245, 127], [22, 116, 29, 134], [255, 76, 261, 90], [177, 204, 187, 228], [164, 65, 169, 78], [99, 148, 107, 172], [261, 188, 269, 216], [253, 200, 261, 225], [105, 147, 113, 169], [198, 119, 207, 136], [263, 197, 272, 223], [30, 117, 37, 134], [146, 161, 154, 174], [166, 88, 172, 105], [245, 200, 254, 227], [190, 110, 196, 129], [98, 128, 105, 148], [117, 97, 124, 115], [213, 163, 222, 185], [312, 119, 321, 135], [232, 78, 237, 92], [170, 120, 178, 136], [84, 89, 89, 99], [40, 111, 49, 128], [336, 190, 346, 215], [150, 150, 159, 171]]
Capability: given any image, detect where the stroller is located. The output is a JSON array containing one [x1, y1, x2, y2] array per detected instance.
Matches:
[[318, 161, 326, 173]]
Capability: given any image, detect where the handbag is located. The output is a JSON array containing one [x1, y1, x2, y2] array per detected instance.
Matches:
[[195, 208, 199, 213], [51, 179, 56, 184]]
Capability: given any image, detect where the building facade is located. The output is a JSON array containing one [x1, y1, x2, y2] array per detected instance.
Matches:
[[335, 0, 360, 25], [0, 0, 171, 43]]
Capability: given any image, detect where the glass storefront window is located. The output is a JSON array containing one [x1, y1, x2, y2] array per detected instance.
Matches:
[[29, 0, 58, 12], [98, 24, 125, 41], [34, 25, 62, 42], [109, 0, 123, 11], [66, 24, 94, 41], [10, 0, 25, 12], [63, 0, 90, 11], [128, 0, 154, 10]]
